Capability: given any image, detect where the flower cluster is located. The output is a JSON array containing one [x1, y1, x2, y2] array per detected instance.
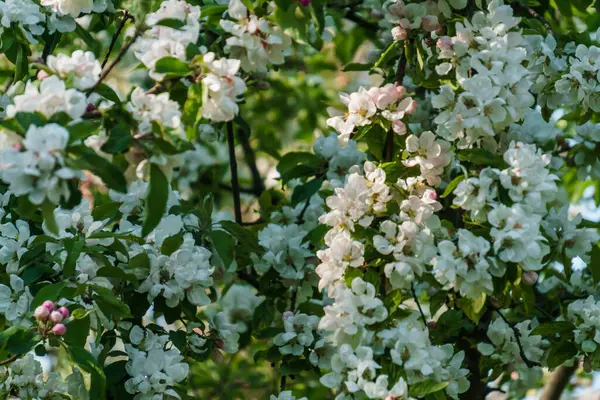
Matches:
[[127, 87, 182, 135], [200, 52, 247, 122], [220, 0, 292, 72], [567, 296, 600, 354], [327, 83, 416, 143], [0, 123, 83, 205], [6, 76, 87, 119], [274, 311, 320, 356], [33, 300, 70, 336], [125, 326, 189, 398], [133, 0, 201, 81], [46, 50, 101, 90]]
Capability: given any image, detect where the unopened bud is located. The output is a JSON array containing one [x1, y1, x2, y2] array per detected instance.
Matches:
[[522, 271, 538, 286], [50, 311, 64, 323], [406, 99, 418, 115], [7, 81, 25, 97], [421, 16, 440, 33], [298, 0, 311, 5], [42, 301, 55, 311], [86, 103, 96, 113], [437, 37, 453, 50], [37, 70, 49, 80], [34, 306, 49, 321], [427, 321, 438, 329], [392, 26, 408, 41], [58, 307, 70, 319], [52, 324, 67, 336]]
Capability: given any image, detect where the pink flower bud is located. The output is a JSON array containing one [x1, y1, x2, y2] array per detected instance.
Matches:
[[58, 307, 70, 319], [50, 311, 64, 323], [522, 271, 539, 286], [52, 324, 67, 336], [298, 0, 311, 5], [37, 70, 48, 80], [34, 306, 49, 321], [399, 19, 411, 29], [42, 301, 55, 311], [424, 189, 437, 201], [86, 103, 96, 113], [406, 100, 418, 115], [437, 37, 453, 50], [392, 26, 408, 41], [421, 16, 440, 33], [392, 120, 407, 135], [427, 321, 438, 329], [283, 311, 294, 320]]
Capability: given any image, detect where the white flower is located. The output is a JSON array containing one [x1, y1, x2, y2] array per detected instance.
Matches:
[[201, 52, 247, 122], [124, 328, 190, 399], [0, 0, 45, 43], [46, 50, 101, 90], [137, 233, 214, 307], [6, 76, 87, 119], [403, 131, 452, 186], [41, 0, 93, 17], [0, 220, 31, 273], [488, 204, 549, 271], [133, 0, 201, 81], [270, 391, 307, 400], [127, 88, 182, 135], [0, 124, 83, 205], [567, 296, 600, 353], [0, 275, 32, 325], [220, 1, 292, 72]]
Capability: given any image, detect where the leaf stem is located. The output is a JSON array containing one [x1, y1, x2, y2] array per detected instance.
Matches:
[[411, 282, 427, 326]]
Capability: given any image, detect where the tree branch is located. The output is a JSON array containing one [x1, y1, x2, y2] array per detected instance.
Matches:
[[237, 126, 265, 197], [89, 28, 141, 94], [102, 10, 131, 69], [539, 363, 578, 400], [411, 282, 427, 326], [511, 2, 555, 35], [226, 121, 243, 224], [0, 354, 19, 366], [494, 309, 541, 368]]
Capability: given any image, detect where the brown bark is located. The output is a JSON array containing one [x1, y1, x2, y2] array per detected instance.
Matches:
[[539, 364, 578, 400]]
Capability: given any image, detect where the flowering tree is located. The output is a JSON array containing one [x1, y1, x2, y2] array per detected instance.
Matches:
[[0, 0, 600, 399]]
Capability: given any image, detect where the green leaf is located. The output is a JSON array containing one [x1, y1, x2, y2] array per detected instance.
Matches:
[[277, 151, 322, 183], [32, 282, 66, 308], [547, 341, 578, 368], [68, 346, 106, 400], [161, 233, 184, 256], [0, 326, 39, 354], [409, 380, 450, 397], [64, 314, 91, 347], [94, 84, 121, 104], [93, 288, 132, 319], [456, 294, 487, 324], [372, 41, 401, 70], [291, 177, 323, 205], [219, 220, 261, 253], [100, 121, 133, 154], [75, 23, 100, 52], [63, 239, 85, 278], [200, 4, 228, 16], [142, 164, 169, 237], [457, 149, 507, 169], [530, 321, 576, 336], [589, 243, 600, 284], [70, 146, 127, 193], [441, 175, 465, 199], [127, 253, 150, 270], [155, 18, 186, 29], [210, 230, 235, 268], [342, 63, 372, 72], [154, 57, 190, 76]]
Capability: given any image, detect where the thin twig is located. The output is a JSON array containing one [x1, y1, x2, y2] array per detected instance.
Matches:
[[296, 199, 311, 225], [411, 283, 427, 326], [237, 270, 259, 289], [0, 354, 19, 366], [89, 28, 142, 94], [237, 126, 265, 197], [511, 3, 555, 35], [102, 10, 131, 69], [226, 121, 243, 224], [345, 11, 379, 31], [495, 309, 541, 368]]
